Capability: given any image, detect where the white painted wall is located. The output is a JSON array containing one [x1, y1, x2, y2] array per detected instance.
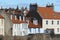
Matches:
[[13, 23, 29, 36], [0, 19, 4, 36], [42, 19, 60, 34], [29, 28, 44, 34]]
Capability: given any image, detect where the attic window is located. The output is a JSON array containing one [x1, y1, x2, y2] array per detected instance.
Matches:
[[33, 18, 38, 25]]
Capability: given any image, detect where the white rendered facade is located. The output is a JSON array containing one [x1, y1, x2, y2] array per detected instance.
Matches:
[[42, 19, 60, 34], [13, 23, 29, 36], [0, 19, 4, 36]]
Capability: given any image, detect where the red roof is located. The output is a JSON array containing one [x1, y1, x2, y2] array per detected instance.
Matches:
[[38, 7, 60, 19], [28, 21, 42, 28], [0, 14, 4, 19], [12, 17, 27, 24]]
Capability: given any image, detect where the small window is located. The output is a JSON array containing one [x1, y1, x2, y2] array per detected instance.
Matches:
[[57, 21, 59, 25], [38, 28, 40, 33], [29, 28, 31, 32], [46, 20, 48, 24], [57, 28, 59, 32], [52, 20, 54, 25]]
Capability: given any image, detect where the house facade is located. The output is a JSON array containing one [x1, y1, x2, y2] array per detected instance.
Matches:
[[42, 19, 60, 34], [0, 3, 60, 36], [38, 3, 60, 34], [0, 14, 4, 36], [11, 15, 30, 36]]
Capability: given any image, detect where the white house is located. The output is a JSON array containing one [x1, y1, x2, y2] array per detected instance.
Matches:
[[11, 15, 29, 36], [38, 6, 60, 34], [0, 14, 4, 36], [10, 3, 60, 36]]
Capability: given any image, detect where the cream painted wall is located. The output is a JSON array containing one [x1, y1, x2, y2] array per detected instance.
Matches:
[[0, 19, 4, 36], [42, 19, 60, 34]]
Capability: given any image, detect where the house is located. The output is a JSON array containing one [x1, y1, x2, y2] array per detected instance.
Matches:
[[2, 3, 60, 36], [26, 3, 44, 34], [0, 14, 4, 36], [11, 15, 30, 36], [38, 3, 60, 34], [26, 3, 60, 34]]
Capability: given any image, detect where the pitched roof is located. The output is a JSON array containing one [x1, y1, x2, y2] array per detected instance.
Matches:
[[38, 7, 60, 19], [11, 17, 27, 24], [38, 7, 53, 19], [0, 14, 4, 19], [28, 21, 42, 28]]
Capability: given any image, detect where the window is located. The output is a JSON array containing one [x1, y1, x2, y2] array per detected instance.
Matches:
[[38, 28, 40, 33], [46, 20, 48, 24], [52, 20, 54, 25], [57, 28, 59, 32], [57, 21, 59, 25], [29, 28, 31, 32]]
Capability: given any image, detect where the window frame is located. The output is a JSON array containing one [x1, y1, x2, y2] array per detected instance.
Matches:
[[46, 20, 48, 25], [57, 21, 59, 25], [57, 28, 59, 32], [52, 20, 54, 25]]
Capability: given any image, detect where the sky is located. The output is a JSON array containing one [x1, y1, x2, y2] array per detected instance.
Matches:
[[0, 0, 60, 12]]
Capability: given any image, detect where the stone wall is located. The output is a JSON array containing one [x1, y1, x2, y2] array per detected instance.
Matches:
[[1, 34, 60, 40]]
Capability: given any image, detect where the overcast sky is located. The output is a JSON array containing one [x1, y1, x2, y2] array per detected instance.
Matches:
[[0, 0, 60, 12]]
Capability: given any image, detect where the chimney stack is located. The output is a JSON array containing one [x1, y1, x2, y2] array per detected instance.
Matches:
[[46, 3, 54, 10], [23, 10, 26, 16], [15, 15, 17, 20], [23, 16, 25, 21], [11, 15, 13, 20], [19, 16, 21, 21]]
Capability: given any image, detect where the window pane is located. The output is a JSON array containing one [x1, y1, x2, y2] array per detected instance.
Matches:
[[46, 20, 48, 24], [52, 20, 53, 24], [29, 28, 31, 32], [57, 21, 59, 25], [57, 28, 59, 32], [38, 28, 40, 33]]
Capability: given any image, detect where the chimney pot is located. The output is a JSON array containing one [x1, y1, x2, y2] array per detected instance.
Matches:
[[19, 16, 21, 21], [23, 16, 25, 21], [11, 15, 12, 20], [15, 15, 17, 20]]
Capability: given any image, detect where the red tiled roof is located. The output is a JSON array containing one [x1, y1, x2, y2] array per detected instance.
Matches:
[[0, 14, 4, 19], [28, 21, 42, 28], [12, 17, 27, 24], [38, 7, 60, 19]]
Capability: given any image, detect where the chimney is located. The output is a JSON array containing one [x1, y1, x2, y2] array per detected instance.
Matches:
[[30, 3, 37, 12], [19, 16, 21, 21], [23, 10, 26, 16], [11, 15, 13, 20], [23, 16, 25, 21], [15, 15, 17, 20], [13, 11, 15, 14], [46, 3, 54, 10]]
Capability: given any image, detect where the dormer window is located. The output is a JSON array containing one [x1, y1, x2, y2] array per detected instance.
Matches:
[[57, 21, 59, 25], [33, 18, 38, 25], [46, 20, 48, 25]]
